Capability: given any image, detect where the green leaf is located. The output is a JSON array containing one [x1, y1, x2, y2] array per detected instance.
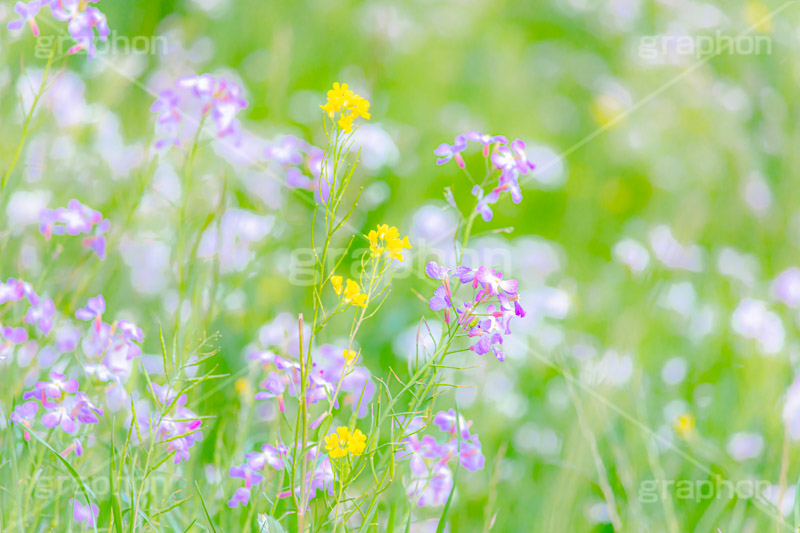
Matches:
[[316, 413, 332, 442], [435, 405, 462, 533], [195, 480, 217, 533], [27, 429, 98, 533], [109, 429, 124, 533], [257, 514, 289, 533]]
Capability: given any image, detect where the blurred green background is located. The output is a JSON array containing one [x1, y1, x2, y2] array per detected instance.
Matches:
[[2, 0, 800, 531]]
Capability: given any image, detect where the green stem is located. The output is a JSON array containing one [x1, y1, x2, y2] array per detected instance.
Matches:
[[1, 45, 57, 199]]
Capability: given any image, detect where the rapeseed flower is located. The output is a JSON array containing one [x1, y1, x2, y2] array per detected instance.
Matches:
[[320, 82, 371, 133], [367, 224, 411, 262], [324, 426, 367, 458]]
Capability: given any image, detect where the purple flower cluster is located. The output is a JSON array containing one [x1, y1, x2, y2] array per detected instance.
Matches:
[[227, 443, 287, 507], [275, 445, 335, 504], [425, 262, 524, 362], [77, 295, 143, 411], [263, 135, 331, 203], [248, 317, 375, 419], [150, 74, 248, 149], [15, 371, 103, 436], [7, 0, 110, 58], [251, 344, 376, 420], [434, 132, 535, 222], [144, 384, 203, 463], [40, 200, 110, 260], [397, 410, 485, 507], [0, 278, 55, 358]]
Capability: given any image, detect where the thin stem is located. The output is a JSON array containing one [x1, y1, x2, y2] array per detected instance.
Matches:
[[1, 45, 57, 199]]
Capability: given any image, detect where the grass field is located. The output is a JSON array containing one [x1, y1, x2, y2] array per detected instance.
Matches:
[[0, 0, 799, 531]]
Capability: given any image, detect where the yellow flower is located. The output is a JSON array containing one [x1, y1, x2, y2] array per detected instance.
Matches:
[[324, 426, 367, 459], [324, 427, 350, 459], [673, 413, 695, 438], [331, 275, 343, 295], [319, 82, 370, 133], [386, 235, 412, 262], [348, 428, 366, 455], [343, 349, 358, 367], [343, 279, 367, 307], [366, 224, 411, 261]]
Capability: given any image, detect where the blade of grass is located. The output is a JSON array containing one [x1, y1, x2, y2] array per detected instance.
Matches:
[[109, 427, 124, 533], [27, 429, 97, 533], [195, 480, 217, 533]]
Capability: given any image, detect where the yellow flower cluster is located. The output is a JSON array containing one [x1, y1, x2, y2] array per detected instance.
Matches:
[[319, 82, 371, 133], [367, 224, 411, 262], [324, 426, 366, 459], [331, 275, 367, 307], [343, 349, 358, 367]]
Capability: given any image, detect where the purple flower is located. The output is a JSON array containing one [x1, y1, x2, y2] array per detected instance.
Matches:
[[457, 434, 484, 472], [425, 261, 451, 280], [150, 386, 203, 463], [56, 325, 81, 353], [51, 0, 82, 21], [494, 173, 523, 204], [0, 279, 23, 305], [71, 499, 99, 527], [151, 89, 182, 149], [286, 167, 312, 189], [151, 89, 181, 124], [70, 392, 104, 424], [454, 266, 474, 284], [398, 414, 485, 507], [475, 267, 518, 296], [465, 131, 508, 146], [248, 349, 277, 365], [434, 135, 467, 166], [229, 463, 265, 488], [425, 262, 522, 362], [10, 401, 38, 441], [227, 487, 252, 508], [471, 185, 498, 222], [264, 136, 306, 166], [467, 304, 509, 361], [75, 294, 105, 322], [428, 286, 451, 312], [66, 6, 109, 58], [0, 278, 38, 306], [153, 75, 248, 149], [407, 463, 453, 507], [465, 131, 508, 157], [62, 437, 84, 457], [433, 409, 471, 439], [82, 218, 109, 260], [42, 404, 77, 433], [491, 139, 534, 177], [40, 200, 102, 237], [7, 1, 42, 36], [246, 443, 287, 471], [509, 139, 536, 174], [25, 297, 55, 335], [254, 373, 287, 412], [304, 451, 335, 500], [24, 371, 79, 400], [1, 326, 28, 358]]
